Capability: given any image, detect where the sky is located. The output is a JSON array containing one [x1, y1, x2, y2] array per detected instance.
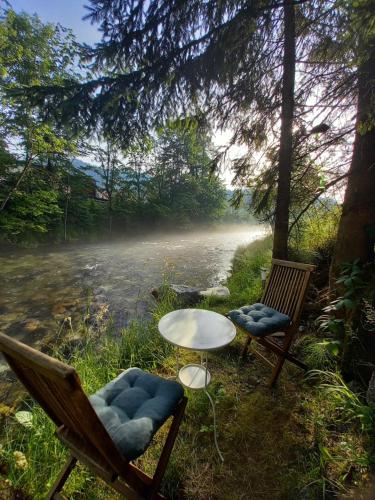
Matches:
[[10, 0, 101, 45], [8, 0, 238, 185]]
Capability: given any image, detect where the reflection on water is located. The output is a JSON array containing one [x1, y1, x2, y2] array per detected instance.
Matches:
[[0, 225, 267, 351]]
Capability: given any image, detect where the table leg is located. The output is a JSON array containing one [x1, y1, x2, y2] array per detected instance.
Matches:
[[205, 389, 224, 462], [201, 352, 209, 388], [175, 347, 180, 379]]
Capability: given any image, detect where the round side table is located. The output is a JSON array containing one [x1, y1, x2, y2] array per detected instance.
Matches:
[[158, 308, 236, 461]]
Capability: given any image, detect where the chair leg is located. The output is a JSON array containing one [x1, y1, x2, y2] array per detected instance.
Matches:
[[148, 396, 187, 499], [241, 335, 252, 359], [269, 354, 286, 387], [47, 455, 77, 500]]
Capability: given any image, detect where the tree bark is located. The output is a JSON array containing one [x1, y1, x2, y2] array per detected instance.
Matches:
[[64, 194, 69, 241], [272, 2, 296, 260], [330, 43, 375, 282]]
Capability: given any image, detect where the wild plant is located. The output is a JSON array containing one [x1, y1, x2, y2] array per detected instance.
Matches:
[[317, 260, 366, 367], [308, 370, 375, 432]]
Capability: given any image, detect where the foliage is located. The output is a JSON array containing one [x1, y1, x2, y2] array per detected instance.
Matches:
[[0, 12, 230, 247], [0, 10, 82, 157], [16, 1, 358, 253], [1, 235, 373, 498], [300, 382, 373, 498], [317, 260, 366, 367], [0, 10, 84, 244], [300, 335, 337, 371], [289, 203, 341, 259], [309, 370, 375, 432], [223, 235, 272, 309], [0, 167, 62, 244]]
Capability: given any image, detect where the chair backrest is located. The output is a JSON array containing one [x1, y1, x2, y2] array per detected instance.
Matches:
[[262, 259, 315, 324], [0, 333, 127, 476]]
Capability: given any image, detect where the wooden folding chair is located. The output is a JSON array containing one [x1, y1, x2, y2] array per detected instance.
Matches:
[[0, 333, 187, 499], [228, 259, 315, 386]]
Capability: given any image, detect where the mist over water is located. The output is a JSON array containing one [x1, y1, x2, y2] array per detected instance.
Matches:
[[0, 224, 267, 353]]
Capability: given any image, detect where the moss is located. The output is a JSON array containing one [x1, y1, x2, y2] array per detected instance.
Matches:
[[216, 390, 305, 499], [0, 405, 13, 418]]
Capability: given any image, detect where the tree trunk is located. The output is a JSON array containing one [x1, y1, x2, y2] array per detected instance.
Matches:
[[330, 43, 375, 282], [0, 157, 32, 212], [272, 2, 296, 260], [64, 194, 69, 241]]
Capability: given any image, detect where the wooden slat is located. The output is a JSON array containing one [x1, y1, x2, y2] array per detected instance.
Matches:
[[283, 268, 300, 317], [291, 271, 311, 324], [268, 266, 283, 309], [239, 258, 315, 385], [275, 266, 292, 312], [272, 266, 284, 305], [0, 331, 186, 499], [47, 455, 77, 500], [250, 345, 275, 368], [284, 267, 295, 309], [3, 355, 65, 427], [271, 259, 315, 271], [0, 333, 75, 387], [150, 397, 188, 496], [263, 265, 281, 305], [57, 428, 117, 483], [287, 271, 305, 320]]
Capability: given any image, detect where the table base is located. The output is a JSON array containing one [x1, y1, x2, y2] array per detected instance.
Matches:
[[178, 363, 211, 390], [177, 360, 224, 462]]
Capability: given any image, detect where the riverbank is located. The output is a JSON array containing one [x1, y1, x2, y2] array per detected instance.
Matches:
[[0, 236, 373, 499], [0, 225, 267, 358]]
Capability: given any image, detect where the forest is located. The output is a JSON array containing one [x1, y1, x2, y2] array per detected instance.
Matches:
[[0, 10, 239, 246], [0, 0, 374, 499]]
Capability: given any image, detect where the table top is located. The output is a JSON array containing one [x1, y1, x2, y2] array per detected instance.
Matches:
[[158, 308, 236, 351]]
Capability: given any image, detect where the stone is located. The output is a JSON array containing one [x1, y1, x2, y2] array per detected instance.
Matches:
[[14, 411, 33, 428], [21, 319, 41, 332], [52, 303, 67, 316], [151, 284, 230, 305], [52, 299, 78, 316], [200, 286, 230, 299], [151, 284, 202, 305]]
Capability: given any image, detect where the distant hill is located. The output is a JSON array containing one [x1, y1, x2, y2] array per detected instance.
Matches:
[[72, 158, 149, 188], [72, 158, 103, 186]]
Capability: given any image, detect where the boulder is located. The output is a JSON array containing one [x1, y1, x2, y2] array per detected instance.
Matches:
[[200, 286, 230, 298], [151, 284, 230, 305]]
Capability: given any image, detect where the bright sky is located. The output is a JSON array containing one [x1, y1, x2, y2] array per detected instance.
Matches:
[[10, 0, 100, 45], [9, 0, 238, 186]]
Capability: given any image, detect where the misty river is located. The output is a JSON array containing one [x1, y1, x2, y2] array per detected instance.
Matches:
[[0, 224, 267, 358]]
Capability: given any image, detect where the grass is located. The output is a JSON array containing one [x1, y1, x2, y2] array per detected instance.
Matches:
[[0, 235, 374, 499]]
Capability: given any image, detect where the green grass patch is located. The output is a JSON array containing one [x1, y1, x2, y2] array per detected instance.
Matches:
[[0, 235, 373, 499]]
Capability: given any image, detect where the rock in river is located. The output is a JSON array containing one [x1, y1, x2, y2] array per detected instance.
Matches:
[[151, 283, 230, 305]]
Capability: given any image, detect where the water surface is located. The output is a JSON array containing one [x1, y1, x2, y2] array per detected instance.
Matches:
[[0, 225, 266, 354]]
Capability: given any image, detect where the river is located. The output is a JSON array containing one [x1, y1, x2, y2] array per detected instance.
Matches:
[[0, 224, 266, 358]]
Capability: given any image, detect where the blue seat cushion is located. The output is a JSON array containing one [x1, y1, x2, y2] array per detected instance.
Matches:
[[228, 303, 291, 337], [89, 367, 184, 461]]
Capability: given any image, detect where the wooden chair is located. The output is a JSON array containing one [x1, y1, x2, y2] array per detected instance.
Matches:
[[228, 259, 315, 386], [0, 333, 187, 499]]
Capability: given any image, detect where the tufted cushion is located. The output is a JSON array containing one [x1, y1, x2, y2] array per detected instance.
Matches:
[[228, 303, 291, 337], [89, 367, 184, 461]]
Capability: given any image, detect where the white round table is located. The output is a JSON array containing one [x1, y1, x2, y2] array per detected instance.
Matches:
[[158, 308, 236, 461]]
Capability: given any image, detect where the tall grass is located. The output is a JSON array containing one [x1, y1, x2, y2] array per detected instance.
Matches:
[[0, 290, 179, 499], [308, 370, 375, 432], [225, 235, 272, 307], [0, 236, 274, 498], [1, 232, 373, 499], [301, 369, 375, 498]]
